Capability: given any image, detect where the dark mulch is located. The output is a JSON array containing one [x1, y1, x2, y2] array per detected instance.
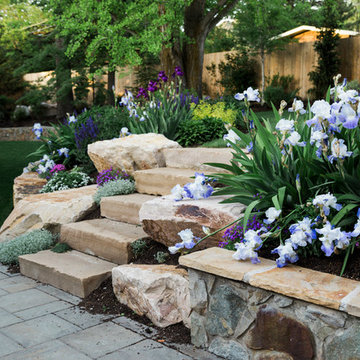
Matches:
[[78, 277, 191, 344], [7, 263, 20, 274], [259, 242, 360, 281], [131, 237, 181, 265]]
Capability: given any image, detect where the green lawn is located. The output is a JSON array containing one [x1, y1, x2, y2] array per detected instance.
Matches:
[[0, 141, 41, 227]]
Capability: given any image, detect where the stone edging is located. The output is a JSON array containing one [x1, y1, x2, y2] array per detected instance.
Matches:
[[179, 247, 360, 318], [0, 126, 52, 141]]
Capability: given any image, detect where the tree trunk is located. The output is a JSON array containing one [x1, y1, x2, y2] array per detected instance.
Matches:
[[182, 0, 239, 97], [183, 0, 207, 97], [55, 37, 74, 120], [107, 70, 115, 106]]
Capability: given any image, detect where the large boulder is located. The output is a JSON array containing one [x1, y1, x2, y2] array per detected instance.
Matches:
[[112, 264, 190, 328], [13, 172, 47, 206], [139, 195, 246, 249], [87, 133, 181, 176], [0, 185, 97, 242]]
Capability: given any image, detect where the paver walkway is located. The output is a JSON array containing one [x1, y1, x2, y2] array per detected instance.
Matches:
[[0, 264, 220, 360]]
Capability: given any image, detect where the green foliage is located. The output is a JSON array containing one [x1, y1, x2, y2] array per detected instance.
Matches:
[[264, 74, 299, 108], [154, 251, 169, 264], [201, 138, 228, 148], [40, 168, 91, 193], [177, 117, 226, 147], [346, 79, 360, 93], [130, 238, 148, 259], [128, 79, 193, 141], [209, 94, 360, 270], [0, 229, 55, 265], [131, 52, 160, 91], [192, 100, 236, 125], [51, 242, 72, 253], [309, 0, 341, 99], [205, 25, 235, 53], [207, 51, 257, 95], [29, 105, 129, 174], [0, 141, 41, 227], [93, 179, 135, 205]]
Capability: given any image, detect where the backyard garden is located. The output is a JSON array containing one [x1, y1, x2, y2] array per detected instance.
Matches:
[[2, 0, 360, 359]]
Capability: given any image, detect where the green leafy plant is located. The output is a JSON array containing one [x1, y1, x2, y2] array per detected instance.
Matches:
[[154, 251, 169, 264], [126, 68, 194, 141], [0, 229, 55, 265], [206, 87, 360, 274], [40, 168, 91, 193], [177, 117, 226, 147], [93, 179, 135, 205], [263, 74, 299, 108], [206, 51, 257, 95], [130, 239, 148, 259], [191, 100, 236, 126], [51, 243, 72, 253]]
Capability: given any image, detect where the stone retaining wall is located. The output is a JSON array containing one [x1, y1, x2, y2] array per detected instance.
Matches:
[[181, 248, 360, 360], [0, 126, 52, 141]]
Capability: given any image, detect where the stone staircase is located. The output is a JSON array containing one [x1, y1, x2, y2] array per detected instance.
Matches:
[[19, 147, 235, 298]]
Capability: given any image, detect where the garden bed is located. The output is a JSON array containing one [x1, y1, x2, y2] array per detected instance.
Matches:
[[180, 247, 360, 359]]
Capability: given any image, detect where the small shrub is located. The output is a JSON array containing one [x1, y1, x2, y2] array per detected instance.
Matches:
[[40, 168, 91, 193], [346, 79, 360, 93], [154, 251, 169, 263], [264, 74, 299, 108], [177, 117, 226, 147], [93, 179, 135, 204], [207, 51, 257, 95], [191, 101, 236, 126], [0, 229, 55, 265], [131, 239, 148, 259], [51, 243, 72, 253]]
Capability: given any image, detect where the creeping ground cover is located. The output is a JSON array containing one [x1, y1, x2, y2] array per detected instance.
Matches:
[[169, 79, 360, 276]]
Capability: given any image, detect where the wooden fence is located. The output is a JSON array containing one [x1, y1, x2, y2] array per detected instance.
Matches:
[[203, 35, 360, 99], [24, 35, 360, 101]]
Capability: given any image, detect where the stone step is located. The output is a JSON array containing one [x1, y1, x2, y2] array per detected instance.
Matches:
[[19, 250, 116, 298], [134, 167, 214, 196], [100, 193, 156, 225], [162, 148, 232, 172], [60, 219, 147, 264]]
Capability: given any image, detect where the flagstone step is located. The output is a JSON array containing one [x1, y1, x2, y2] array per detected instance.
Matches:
[[100, 193, 157, 225], [134, 167, 215, 196], [60, 219, 148, 264], [19, 250, 116, 298], [162, 148, 232, 172]]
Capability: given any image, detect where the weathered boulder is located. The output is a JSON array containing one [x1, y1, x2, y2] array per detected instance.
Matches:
[[88, 133, 181, 176], [0, 185, 97, 242], [13, 172, 47, 206], [139, 195, 245, 248], [112, 264, 190, 328]]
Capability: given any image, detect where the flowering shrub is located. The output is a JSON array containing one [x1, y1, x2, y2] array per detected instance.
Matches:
[[40, 168, 91, 193], [96, 167, 131, 187], [170, 78, 360, 275], [93, 179, 135, 205], [29, 106, 129, 175], [122, 67, 194, 141]]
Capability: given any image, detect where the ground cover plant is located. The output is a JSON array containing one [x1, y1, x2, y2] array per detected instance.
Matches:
[[0, 141, 41, 227], [0, 229, 55, 264], [93, 179, 136, 205], [169, 81, 360, 276]]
